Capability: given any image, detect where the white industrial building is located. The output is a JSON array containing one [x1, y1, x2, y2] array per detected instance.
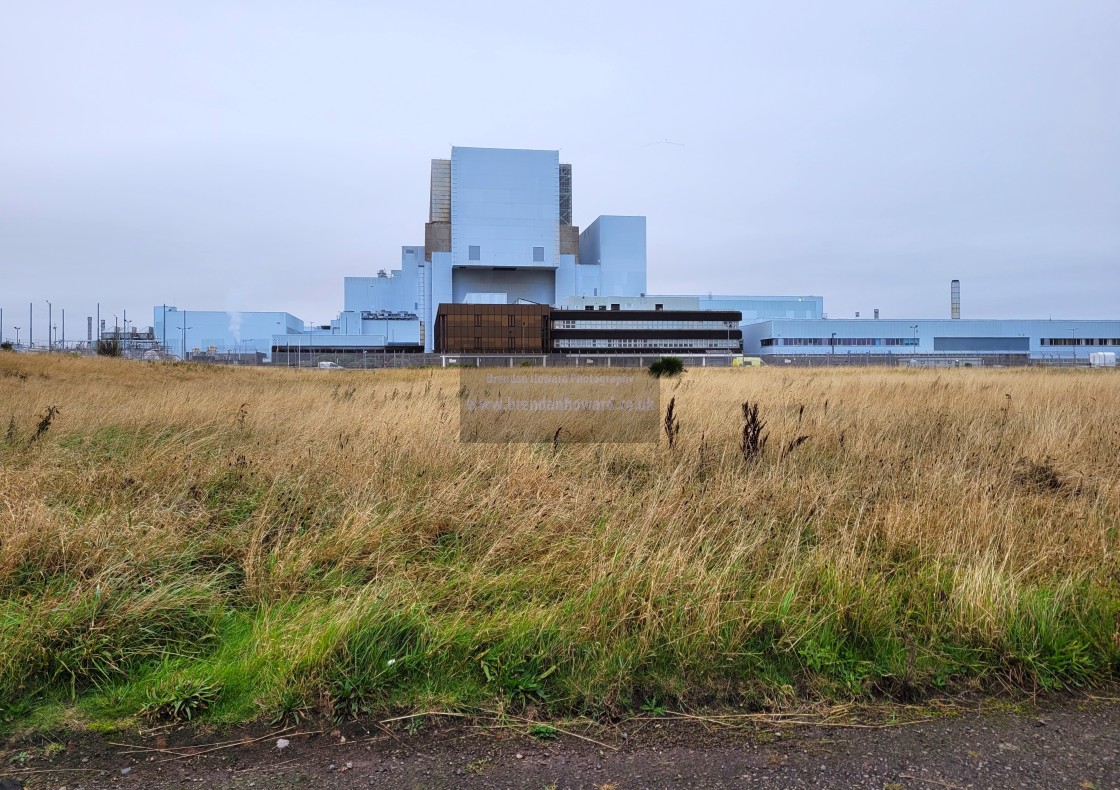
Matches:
[[743, 318, 1120, 364], [143, 149, 1114, 365]]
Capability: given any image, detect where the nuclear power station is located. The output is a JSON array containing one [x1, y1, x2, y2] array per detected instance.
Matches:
[[9, 146, 1109, 366]]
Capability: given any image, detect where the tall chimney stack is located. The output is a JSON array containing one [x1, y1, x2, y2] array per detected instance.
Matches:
[[951, 279, 961, 319]]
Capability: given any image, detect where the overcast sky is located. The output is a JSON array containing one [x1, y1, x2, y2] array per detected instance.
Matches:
[[2, 0, 1117, 341]]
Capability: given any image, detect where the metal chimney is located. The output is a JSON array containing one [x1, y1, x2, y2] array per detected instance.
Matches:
[[951, 279, 961, 319]]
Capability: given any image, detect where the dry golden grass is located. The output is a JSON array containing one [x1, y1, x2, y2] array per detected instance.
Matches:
[[0, 353, 1117, 724]]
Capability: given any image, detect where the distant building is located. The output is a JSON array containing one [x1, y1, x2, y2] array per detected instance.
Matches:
[[567, 294, 823, 321], [743, 318, 1120, 364], [353, 146, 821, 352], [434, 304, 742, 355], [156, 149, 1119, 368], [154, 307, 304, 361], [153, 148, 828, 362], [345, 147, 649, 352]]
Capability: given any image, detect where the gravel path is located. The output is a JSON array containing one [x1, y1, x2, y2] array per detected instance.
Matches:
[[3, 695, 1118, 789]]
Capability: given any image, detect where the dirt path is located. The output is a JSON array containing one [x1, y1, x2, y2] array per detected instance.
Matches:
[[4, 695, 1118, 789]]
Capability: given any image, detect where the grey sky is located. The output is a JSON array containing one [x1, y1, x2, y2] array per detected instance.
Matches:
[[2, 0, 1117, 341]]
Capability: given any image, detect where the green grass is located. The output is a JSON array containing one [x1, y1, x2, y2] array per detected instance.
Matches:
[[0, 357, 1118, 732]]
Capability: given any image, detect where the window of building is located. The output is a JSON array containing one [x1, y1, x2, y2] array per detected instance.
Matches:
[[474, 314, 481, 327], [584, 306, 595, 311], [533, 246, 545, 262], [508, 315, 517, 327], [468, 245, 481, 261], [611, 304, 620, 311], [655, 304, 664, 311]]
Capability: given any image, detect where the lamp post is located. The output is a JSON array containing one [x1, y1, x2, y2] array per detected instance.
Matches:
[[830, 331, 837, 362], [46, 300, 52, 352], [14, 327, 20, 348], [1070, 327, 1078, 362], [181, 317, 192, 361]]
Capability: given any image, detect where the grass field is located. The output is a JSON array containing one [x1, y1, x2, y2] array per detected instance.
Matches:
[[1, 354, 1117, 729]]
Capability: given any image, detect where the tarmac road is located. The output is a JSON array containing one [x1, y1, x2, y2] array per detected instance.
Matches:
[[3, 694, 1117, 789]]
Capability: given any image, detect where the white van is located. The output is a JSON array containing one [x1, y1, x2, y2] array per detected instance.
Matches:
[[318, 361, 342, 369]]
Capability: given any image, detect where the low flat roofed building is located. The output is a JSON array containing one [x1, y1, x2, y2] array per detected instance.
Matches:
[[434, 305, 743, 354], [551, 309, 741, 354], [743, 318, 1120, 362], [649, 295, 825, 321], [154, 307, 306, 361]]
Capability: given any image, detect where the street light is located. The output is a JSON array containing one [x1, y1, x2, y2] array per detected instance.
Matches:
[[13, 327, 20, 347], [1070, 327, 1078, 362], [46, 300, 52, 352]]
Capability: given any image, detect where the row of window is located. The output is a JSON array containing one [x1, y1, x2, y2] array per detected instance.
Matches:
[[460, 337, 544, 351], [583, 304, 666, 311], [1040, 338, 1120, 346], [554, 320, 736, 330], [555, 338, 740, 349], [463, 315, 544, 327], [465, 245, 547, 262], [760, 337, 919, 347]]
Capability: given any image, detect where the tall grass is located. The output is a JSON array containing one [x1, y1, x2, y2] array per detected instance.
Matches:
[[1, 355, 1117, 725]]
